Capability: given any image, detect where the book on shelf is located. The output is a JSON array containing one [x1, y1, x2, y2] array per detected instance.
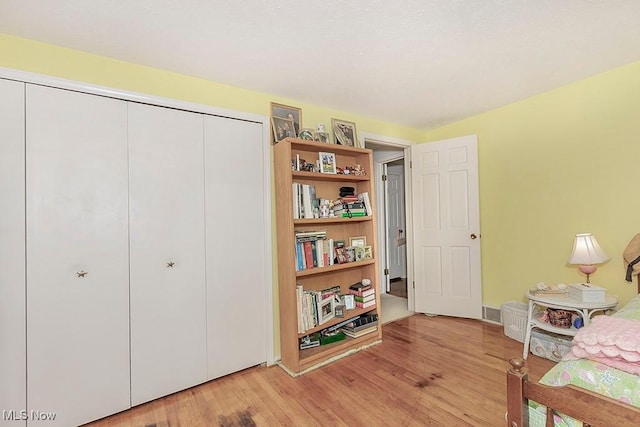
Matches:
[[296, 284, 304, 333], [341, 325, 378, 338], [349, 282, 372, 292], [356, 300, 376, 309], [342, 320, 379, 334], [302, 184, 316, 219], [349, 287, 375, 298], [333, 209, 366, 217], [303, 241, 315, 268], [344, 313, 378, 329], [359, 192, 373, 216], [299, 332, 320, 349], [354, 294, 376, 303]]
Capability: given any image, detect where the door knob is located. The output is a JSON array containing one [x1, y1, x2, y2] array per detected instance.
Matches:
[[470, 233, 478, 240]]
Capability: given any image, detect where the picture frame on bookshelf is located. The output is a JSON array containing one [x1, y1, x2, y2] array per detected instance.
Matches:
[[271, 102, 301, 143], [354, 246, 365, 261], [345, 246, 356, 262], [319, 296, 336, 324], [343, 294, 356, 309], [331, 118, 358, 147], [350, 236, 366, 247], [271, 116, 296, 144], [319, 152, 337, 174], [362, 245, 373, 260], [298, 128, 315, 140], [335, 246, 349, 264], [314, 131, 330, 144]]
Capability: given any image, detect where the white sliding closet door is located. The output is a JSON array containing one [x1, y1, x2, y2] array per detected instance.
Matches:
[[26, 85, 130, 426], [204, 116, 267, 379], [0, 79, 26, 425], [128, 103, 207, 405]]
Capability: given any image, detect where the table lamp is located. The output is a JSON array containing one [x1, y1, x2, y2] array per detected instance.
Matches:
[[567, 233, 609, 283]]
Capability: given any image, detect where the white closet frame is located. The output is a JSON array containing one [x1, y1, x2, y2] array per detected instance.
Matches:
[[0, 66, 276, 366]]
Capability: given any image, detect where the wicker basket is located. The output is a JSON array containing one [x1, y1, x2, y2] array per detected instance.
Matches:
[[501, 301, 528, 343]]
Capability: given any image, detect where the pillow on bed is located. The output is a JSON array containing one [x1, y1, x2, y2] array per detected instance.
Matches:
[[564, 315, 640, 375]]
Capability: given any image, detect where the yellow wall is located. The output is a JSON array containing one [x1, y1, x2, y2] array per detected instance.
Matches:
[[422, 60, 640, 307], [3, 32, 639, 324], [0, 34, 422, 142]]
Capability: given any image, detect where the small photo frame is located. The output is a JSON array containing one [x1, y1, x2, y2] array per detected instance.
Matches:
[[314, 131, 330, 144], [343, 294, 356, 310], [335, 246, 348, 264], [354, 246, 365, 261], [345, 246, 356, 262], [350, 236, 366, 247], [271, 116, 296, 144], [331, 118, 358, 147], [319, 297, 336, 324], [319, 152, 337, 174], [271, 103, 301, 143], [298, 128, 315, 140], [362, 245, 373, 260]]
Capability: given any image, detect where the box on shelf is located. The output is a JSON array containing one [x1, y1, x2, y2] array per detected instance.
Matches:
[[530, 330, 573, 362], [568, 283, 605, 303], [501, 301, 528, 343]]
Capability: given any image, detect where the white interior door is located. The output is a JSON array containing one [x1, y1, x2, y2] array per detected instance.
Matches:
[[0, 78, 26, 424], [26, 85, 130, 426], [128, 103, 207, 405], [387, 163, 407, 279], [411, 135, 481, 319], [204, 116, 268, 379]]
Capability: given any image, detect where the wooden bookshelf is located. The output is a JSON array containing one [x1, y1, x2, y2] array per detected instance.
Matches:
[[274, 138, 382, 375]]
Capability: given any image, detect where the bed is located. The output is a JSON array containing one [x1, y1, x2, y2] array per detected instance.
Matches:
[[506, 281, 640, 426]]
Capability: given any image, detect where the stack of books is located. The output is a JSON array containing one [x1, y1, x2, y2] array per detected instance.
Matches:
[[349, 282, 376, 309], [332, 195, 366, 217], [340, 313, 378, 338]]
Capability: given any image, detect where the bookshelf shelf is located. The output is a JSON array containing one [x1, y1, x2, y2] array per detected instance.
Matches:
[[274, 137, 382, 375], [295, 259, 375, 278]]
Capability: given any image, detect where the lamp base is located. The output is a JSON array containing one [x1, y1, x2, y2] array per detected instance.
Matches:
[[578, 264, 597, 283]]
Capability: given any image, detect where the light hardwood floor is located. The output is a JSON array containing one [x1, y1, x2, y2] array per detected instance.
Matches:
[[87, 315, 554, 427]]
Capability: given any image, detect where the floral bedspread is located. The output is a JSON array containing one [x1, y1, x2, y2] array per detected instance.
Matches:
[[527, 293, 640, 426]]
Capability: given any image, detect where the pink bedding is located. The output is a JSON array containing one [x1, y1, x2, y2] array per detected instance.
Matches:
[[563, 315, 640, 375]]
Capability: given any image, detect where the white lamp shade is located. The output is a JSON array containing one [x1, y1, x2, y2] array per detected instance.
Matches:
[[568, 233, 610, 265]]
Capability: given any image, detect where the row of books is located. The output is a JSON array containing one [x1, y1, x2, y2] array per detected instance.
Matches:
[[296, 237, 370, 271], [296, 284, 341, 333], [298, 313, 379, 349], [292, 182, 373, 219]]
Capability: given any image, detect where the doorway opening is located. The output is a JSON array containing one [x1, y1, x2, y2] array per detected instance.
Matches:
[[364, 138, 414, 324]]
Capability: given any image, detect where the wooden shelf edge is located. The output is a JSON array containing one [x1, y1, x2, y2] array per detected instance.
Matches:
[[292, 170, 369, 182], [283, 137, 372, 156], [294, 216, 373, 225], [295, 259, 376, 277]]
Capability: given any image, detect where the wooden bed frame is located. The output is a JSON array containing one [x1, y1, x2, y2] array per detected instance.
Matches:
[[506, 357, 640, 426], [506, 277, 640, 427]]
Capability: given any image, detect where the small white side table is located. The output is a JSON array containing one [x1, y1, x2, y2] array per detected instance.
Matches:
[[522, 290, 618, 359]]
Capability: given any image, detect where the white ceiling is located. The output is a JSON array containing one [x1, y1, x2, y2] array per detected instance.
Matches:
[[2, 1, 640, 130]]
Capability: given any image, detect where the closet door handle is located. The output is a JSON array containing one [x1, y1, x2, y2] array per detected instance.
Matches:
[[166, 262, 175, 268], [470, 233, 478, 240], [76, 270, 88, 278]]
